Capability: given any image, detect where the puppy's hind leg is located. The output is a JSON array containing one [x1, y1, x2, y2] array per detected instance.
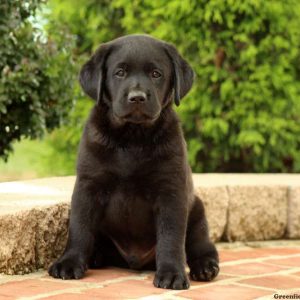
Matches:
[[186, 197, 219, 281]]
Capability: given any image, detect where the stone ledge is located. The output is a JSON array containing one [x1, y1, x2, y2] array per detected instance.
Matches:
[[0, 174, 300, 275]]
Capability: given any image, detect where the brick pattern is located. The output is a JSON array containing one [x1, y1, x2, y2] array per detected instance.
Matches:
[[0, 246, 300, 299]]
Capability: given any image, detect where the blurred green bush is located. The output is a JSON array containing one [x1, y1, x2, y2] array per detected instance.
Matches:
[[0, 0, 76, 160], [3, 0, 300, 174], [47, 0, 300, 173]]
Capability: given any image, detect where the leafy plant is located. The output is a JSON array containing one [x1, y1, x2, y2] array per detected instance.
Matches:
[[0, 0, 76, 160], [112, 0, 300, 172], [41, 0, 300, 172]]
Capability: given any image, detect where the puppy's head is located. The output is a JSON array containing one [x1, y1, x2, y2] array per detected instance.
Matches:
[[79, 34, 194, 126]]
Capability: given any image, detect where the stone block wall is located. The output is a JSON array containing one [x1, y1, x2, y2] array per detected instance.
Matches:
[[0, 175, 299, 274]]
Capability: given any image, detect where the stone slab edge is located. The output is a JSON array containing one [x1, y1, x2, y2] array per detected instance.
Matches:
[[1, 175, 300, 275], [0, 203, 69, 275]]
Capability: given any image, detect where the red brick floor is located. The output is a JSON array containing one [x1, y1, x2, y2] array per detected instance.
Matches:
[[0, 244, 300, 299]]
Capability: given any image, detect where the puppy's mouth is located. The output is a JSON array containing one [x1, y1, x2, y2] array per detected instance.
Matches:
[[114, 111, 160, 125]]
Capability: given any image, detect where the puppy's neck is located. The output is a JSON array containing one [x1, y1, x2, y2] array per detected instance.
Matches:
[[87, 104, 182, 150]]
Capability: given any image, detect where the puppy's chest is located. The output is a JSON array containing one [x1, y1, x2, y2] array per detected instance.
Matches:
[[112, 148, 153, 177], [99, 147, 158, 231], [102, 186, 154, 233], [99, 148, 157, 249]]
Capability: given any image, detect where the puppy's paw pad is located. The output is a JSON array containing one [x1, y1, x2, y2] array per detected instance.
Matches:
[[153, 269, 190, 290], [190, 257, 219, 281], [48, 257, 87, 280]]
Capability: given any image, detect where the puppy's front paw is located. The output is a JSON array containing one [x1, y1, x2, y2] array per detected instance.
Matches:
[[189, 257, 219, 281], [153, 265, 190, 290], [48, 255, 88, 280]]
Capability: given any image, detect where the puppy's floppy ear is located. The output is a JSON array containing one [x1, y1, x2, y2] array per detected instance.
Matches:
[[163, 43, 194, 106], [79, 43, 112, 104]]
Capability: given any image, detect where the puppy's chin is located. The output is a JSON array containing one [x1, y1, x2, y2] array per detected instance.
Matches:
[[111, 112, 160, 128]]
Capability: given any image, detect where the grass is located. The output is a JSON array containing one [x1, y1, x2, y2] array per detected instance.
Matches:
[[0, 138, 75, 182]]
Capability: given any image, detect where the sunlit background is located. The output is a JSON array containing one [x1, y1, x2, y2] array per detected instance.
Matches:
[[1, 0, 300, 181]]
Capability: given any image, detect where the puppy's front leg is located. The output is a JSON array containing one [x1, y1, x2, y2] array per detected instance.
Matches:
[[154, 195, 190, 290], [48, 179, 100, 279]]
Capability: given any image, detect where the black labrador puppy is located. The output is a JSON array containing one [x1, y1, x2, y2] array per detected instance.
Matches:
[[48, 34, 219, 290]]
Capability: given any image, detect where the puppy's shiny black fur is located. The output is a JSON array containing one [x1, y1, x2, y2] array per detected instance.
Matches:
[[48, 34, 219, 290]]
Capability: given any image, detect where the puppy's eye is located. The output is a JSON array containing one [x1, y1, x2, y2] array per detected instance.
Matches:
[[115, 69, 125, 77], [151, 70, 162, 78]]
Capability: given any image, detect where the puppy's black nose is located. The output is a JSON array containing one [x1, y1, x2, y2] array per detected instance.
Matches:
[[128, 91, 147, 103]]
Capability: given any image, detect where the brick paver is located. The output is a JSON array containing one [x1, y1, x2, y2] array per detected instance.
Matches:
[[0, 244, 299, 300]]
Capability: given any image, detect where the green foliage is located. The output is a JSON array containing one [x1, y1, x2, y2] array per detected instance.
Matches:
[[0, 138, 52, 181], [0, 0, 76, 160], [48, 0, 124, 54], [41, 0, 126, 173], [112, 0, 300, 172], [42, 83, 93, 175], [47, 0, 300, 172]]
